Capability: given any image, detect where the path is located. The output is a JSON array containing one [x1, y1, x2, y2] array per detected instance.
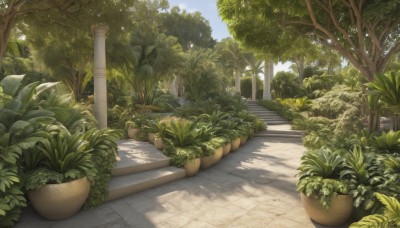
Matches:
[[16, 136, 337, 228]]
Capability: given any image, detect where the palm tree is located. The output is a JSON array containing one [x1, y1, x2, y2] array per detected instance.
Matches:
[[245, 53, 264, 100], [216, 38, 247, 94]]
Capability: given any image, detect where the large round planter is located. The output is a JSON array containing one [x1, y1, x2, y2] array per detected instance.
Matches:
[[213, 147, 223, 164], [240, 135, 248, 146], [184, 158, 201, 177], [28, 177, 90, 220], [230, 138, 241, 152], [148, 133, 155, 144], [200, 155, 214, 169], [301, 193, 353, 226], [127, 128, 140, 139], [222, 143, 231, 156], [154, 137, 164, 150]]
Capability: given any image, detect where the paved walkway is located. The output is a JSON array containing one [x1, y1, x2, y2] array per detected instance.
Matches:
[[16, 137, 331, 228]]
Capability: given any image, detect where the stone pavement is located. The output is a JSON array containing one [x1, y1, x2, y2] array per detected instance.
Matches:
[[16, 137, 338, 228]]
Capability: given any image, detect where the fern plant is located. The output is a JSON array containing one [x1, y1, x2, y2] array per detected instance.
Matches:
[[350, 193, 400, 228]]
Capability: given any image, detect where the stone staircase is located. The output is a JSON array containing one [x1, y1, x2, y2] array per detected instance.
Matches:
[[107, 140, 185, 201], [246, 100, 304, 138]]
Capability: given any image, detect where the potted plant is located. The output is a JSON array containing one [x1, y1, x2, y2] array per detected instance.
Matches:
[[125, 114, 147, 139], [143, 119, 168, 144], [163, 119, 203, 176], [200, 137, 225, 169], [23, 129, 95, 220], [297, 148, 353, 226], [164, 144, 202, 177]]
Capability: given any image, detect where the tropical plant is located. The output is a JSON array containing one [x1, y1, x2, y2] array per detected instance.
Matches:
[[367, 71, 400, 131], [82, 128, 123, 208], [296, 148, 349, 208], [163, 119, 202, 148], [166, 146, 202, 168], [350, 193, 400, 228], [341, 147, 388, 216], [23, 129, 96, 190], [371, 131, 400, 154], [271, 71, 304, 98]]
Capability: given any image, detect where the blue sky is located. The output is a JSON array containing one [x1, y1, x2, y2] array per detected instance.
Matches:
[[167, 0, 291, 73]]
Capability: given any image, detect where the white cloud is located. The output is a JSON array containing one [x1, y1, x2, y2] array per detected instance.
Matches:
[[178, 3, 186, 10]]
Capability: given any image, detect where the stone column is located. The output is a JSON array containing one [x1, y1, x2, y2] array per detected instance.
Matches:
[[169, 76, 179, 99], [263, 60, 273, 100], [92, 25, 109, 129]]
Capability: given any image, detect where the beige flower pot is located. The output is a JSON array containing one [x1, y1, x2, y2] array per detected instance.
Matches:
[[213, 147, 223, 164], [127, 128, 140, 139], [222, 143, 231, 156], [301, 193, 353, 226], [200, 155, 214, 169], [184, 158, 201, 177], [154, 137, 164, 150], [230, 138, 241, 152], [148, 133, 155, 144], [28, 177, 90, 220], [201, 147, 223, 169], [240, 135, 248, 146]]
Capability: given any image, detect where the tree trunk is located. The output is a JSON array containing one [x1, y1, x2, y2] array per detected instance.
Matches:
[[251, 73, 256, 100], [234, 68, 241, 94], [393, 114, 400, 131], [0, 10, 19, 68]]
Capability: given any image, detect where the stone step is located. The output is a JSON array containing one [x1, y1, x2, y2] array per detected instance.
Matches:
[[256, 130, 304, 136], [266, 121, 291, 125], [107, 166, 185, 201], [257, 116, 285, 120], [254, 133, 302, 138], [113, 140, 170, 177]]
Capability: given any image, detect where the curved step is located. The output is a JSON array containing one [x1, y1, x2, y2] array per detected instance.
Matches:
[[108, 166, 185, 201]]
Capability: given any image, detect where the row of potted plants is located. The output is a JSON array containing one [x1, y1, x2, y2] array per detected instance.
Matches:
[[125, 110, 265, 176]]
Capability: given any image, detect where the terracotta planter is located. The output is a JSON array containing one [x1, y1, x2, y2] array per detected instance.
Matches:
[[148, 133, 155, 144], [28, 177, 90, 220], [154, 137, 164, 150], [240, 135, 248, 146], [301, 193, 353, 226], [184, 158, 201, 177], [222, 143, 231, 156], [230, 138, 241, 152], [127, 128, 140, 139]]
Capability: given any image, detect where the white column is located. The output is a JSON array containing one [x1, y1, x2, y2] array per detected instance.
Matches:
[[92, 25, 108, 129], [169, 76, 179, 99], [263, 60, 273, 100]]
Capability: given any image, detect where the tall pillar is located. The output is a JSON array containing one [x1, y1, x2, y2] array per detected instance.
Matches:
[[263, 60, 273, 100], [92, 25, 109, 129]]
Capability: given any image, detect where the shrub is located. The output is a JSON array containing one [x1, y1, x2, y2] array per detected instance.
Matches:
[[271, 71, 304, 98]]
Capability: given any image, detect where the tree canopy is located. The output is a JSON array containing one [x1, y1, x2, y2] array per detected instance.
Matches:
[[218, 0, 400, 81]]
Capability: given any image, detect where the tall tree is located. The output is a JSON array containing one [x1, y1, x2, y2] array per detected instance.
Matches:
[[216, 38, 247, 93], [245, 53, 263, 100], [218, 0, 400, 82], [159, 6, 216, 50], [0, 0, 92, 66]]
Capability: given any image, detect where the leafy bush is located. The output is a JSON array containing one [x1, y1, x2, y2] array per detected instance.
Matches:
[[240, 76, 263, 100], [82, 128, 123, 208], [371, 131, 400, 154], [271, 71, 304, 98], [350, 193, 400, 228]]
